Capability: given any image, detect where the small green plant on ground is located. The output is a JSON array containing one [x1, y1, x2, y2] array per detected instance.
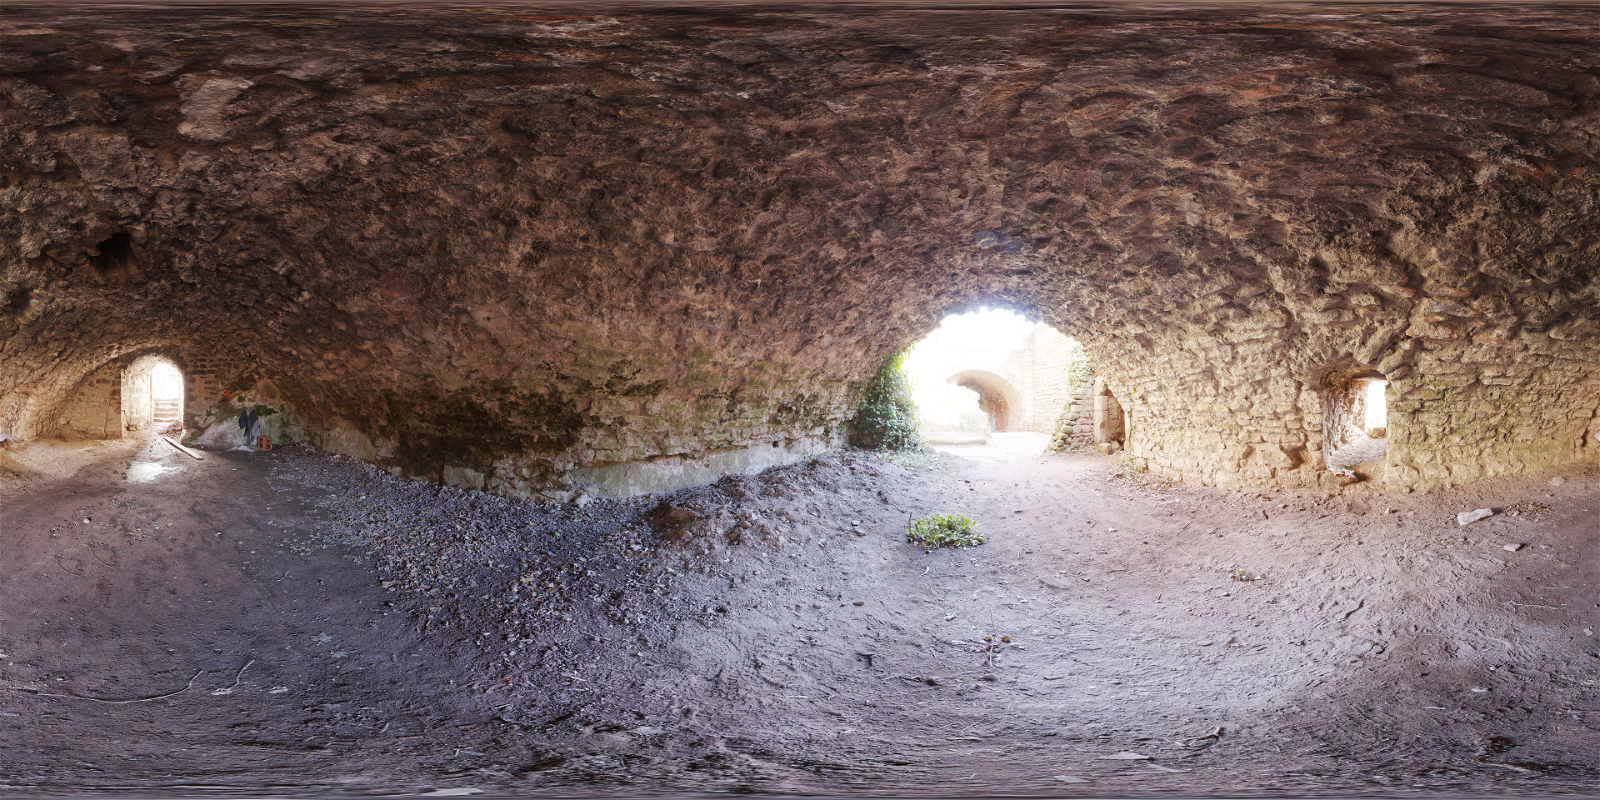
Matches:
[[849, 348, 923, 452], [907, 513, 984, 550]]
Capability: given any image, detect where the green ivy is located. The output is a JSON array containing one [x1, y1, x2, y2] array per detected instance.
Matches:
[[849, 348, 923, 451], [1061, 338, 1092, 389], [215, 400, 242, 422]]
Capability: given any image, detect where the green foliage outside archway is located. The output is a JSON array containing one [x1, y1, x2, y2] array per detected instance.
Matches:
[[849, 349, 923, 451]]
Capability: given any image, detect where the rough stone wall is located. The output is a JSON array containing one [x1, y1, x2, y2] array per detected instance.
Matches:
[[1384, 339, 1600, 486], [121, 357, 154, 432], [55, 364, 121, 438], [2, 6, 1598, 494], [1049, 374, 1097, 451], [184, 355, 278, 435], [1023, 327, 1083, 433], [26, 346, 250, 443]]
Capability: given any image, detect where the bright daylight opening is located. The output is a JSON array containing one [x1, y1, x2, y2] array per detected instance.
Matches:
[[121, 356, 185, 436], [1364, 378, 1388, 434], [902, 307, 1087, 451], [1324, 373, 1389, 477], [152, 362, 183, 426]]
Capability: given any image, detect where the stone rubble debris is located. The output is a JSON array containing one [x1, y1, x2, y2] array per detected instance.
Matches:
[[1457, 508, 1494, 526], [1503, 542, 1526, 552]]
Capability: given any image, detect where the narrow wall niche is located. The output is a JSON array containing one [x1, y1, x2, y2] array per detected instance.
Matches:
[[1322, 367, 1389, 478]]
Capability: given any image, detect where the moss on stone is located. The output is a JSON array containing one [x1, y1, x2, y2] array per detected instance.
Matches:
[[215, 399, 242, 422], [682, 368, 724, 389], [611, 378, 669, 397]]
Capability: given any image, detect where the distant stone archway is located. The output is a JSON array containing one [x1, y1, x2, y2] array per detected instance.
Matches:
[[949, 370, 1023, 432]]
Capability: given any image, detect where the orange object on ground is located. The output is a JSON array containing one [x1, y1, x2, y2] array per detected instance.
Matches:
[[257, 435, 273, 450]]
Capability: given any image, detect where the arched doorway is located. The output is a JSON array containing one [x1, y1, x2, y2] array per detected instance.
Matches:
[[949, 369, 1023, 432], [122, 355, 184, 434], [1319, 362, 1389, 478], [901, 307, 1089, 441]]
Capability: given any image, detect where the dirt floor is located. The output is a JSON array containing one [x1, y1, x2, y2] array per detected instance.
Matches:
[[1, 432, 1597, 796]]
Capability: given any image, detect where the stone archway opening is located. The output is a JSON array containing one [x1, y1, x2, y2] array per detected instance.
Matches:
[[901, 307, 1090, 448], [1320, 363, 1390, 479], [951, 370, 1021, 432], [122, 355, 184, 436]]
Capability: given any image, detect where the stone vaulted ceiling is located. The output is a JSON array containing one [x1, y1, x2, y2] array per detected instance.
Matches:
[[2, 3, 1598, 496]]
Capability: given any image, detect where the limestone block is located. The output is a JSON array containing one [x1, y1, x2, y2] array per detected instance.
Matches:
[[178, 77, 254, 144]]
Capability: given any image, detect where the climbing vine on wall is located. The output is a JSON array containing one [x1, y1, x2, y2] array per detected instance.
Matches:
[[849, 348, 923, 451], [1062, 338, 1092, 389]]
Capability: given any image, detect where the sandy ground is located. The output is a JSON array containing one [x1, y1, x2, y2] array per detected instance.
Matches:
[[0, 432, 1597, 796]]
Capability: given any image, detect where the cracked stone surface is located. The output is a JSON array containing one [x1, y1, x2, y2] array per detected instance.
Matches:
[[2, 3, 1599, 496]]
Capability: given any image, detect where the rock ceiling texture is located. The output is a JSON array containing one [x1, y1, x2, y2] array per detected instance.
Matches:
[[2, 3, 1599, 496]]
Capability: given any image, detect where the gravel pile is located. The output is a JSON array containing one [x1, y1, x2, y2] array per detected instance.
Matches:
[[257, 444, 889, 680], [244, 440, 948, 772]]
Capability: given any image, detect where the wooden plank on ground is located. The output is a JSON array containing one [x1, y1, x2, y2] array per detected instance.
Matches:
[[161, 435, 205, 460]]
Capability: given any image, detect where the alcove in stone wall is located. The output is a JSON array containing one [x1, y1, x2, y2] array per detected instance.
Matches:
[[1321, 364, 1391, 481]]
